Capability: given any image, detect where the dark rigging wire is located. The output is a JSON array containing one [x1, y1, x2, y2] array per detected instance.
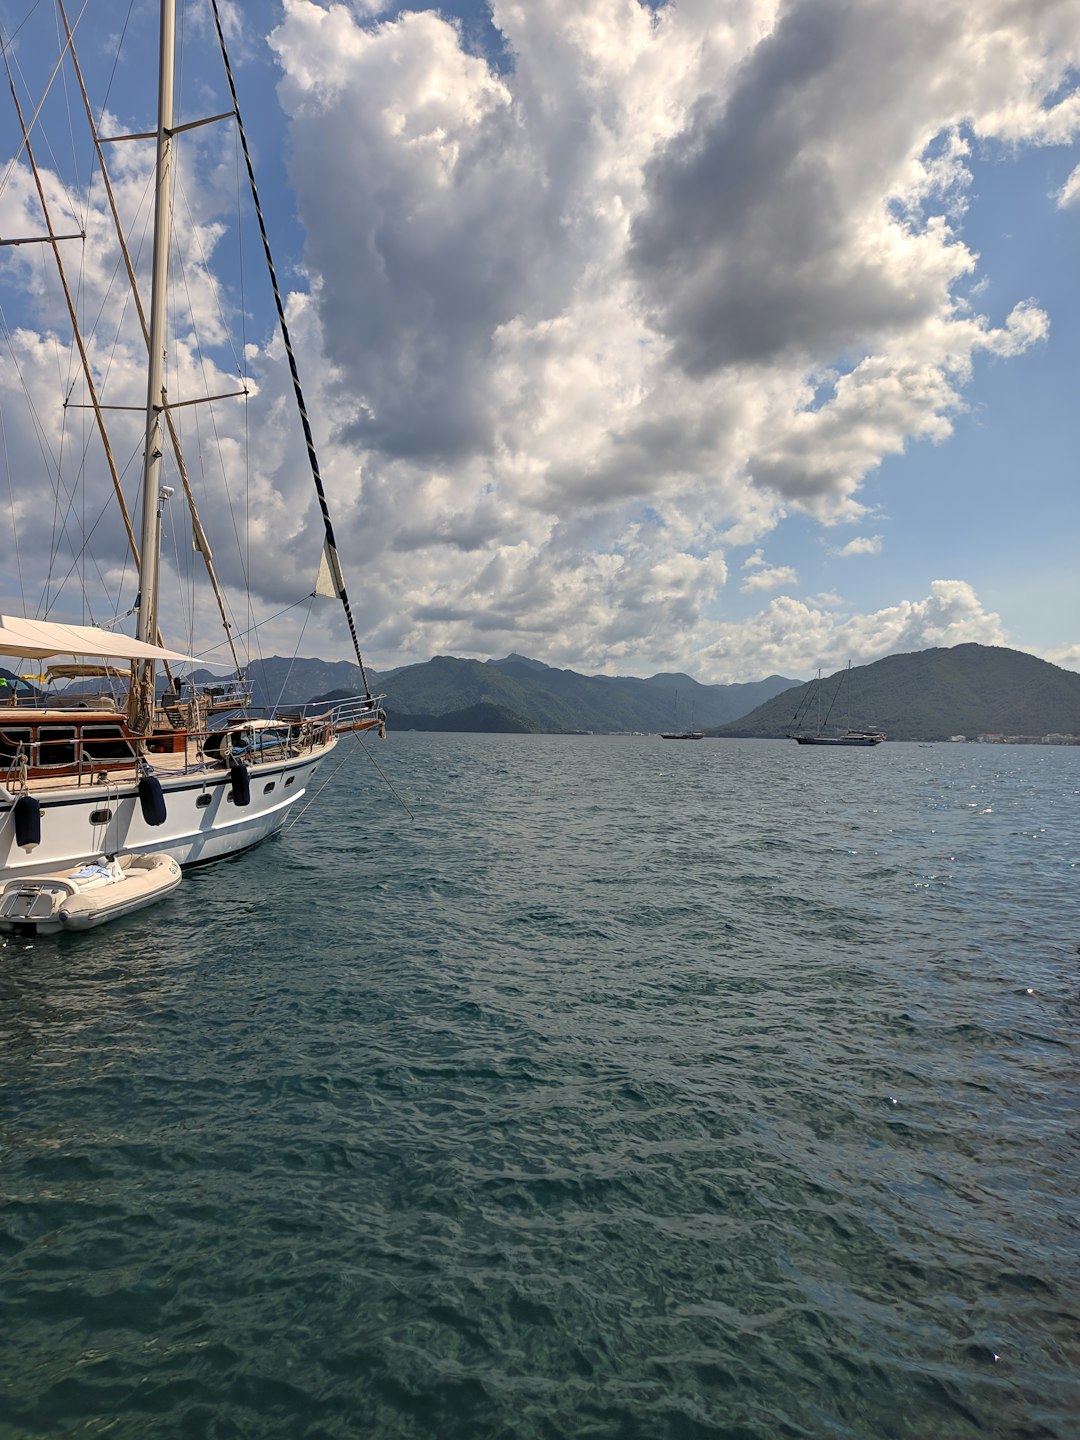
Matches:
[[207, 0, 373, 701]]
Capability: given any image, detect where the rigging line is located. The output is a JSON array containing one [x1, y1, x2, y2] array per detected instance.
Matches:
[[0, 398, 27, 609], [0, 0, 47, 51], [54, 0, 78, 229], [209, 0, 373, 701], [283, 728, 412, 832], [281, 744, 354, 833], [820, 668, 843, 731], [170, 164, 246, 382], [232, 104, 253, 668], [352, 730, 414, 819], [272, 598, 315, 716], [0, 309, 68, 609], [5, 59, 145, 609], [187, 402, 246, 649], [234, 98, 248, 408], [194, 593, 319, 662], [0, 0, 88, 202], [0, 5, 90, 230], [95, 0, 135, 129]]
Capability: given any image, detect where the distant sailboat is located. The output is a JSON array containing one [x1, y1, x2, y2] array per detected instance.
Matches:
[[660, 689, 704, 740], [789, 663, 885, 747]]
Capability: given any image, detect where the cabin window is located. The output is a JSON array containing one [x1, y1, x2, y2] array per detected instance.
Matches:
[[284, 776, 295, 787], [196, 793, 212, 809], [81, 725, 136, 763], [263, 782, 275, 794], [0, 727, 34, 767], [89, 809, 113, 825], [38, 725, 77, 767]]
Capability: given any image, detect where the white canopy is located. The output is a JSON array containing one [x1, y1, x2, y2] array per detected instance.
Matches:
[[0, 614, 204, 664]]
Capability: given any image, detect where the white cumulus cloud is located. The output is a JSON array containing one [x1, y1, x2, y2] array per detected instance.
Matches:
[[836, 536, 884, 557]]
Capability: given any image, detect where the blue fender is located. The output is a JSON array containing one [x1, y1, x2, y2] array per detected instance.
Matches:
[[13, 793, 42, 850], [138, 774, 167, 826], [229, 760, 251, 807]]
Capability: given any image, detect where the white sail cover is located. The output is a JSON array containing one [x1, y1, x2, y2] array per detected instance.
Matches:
[[0, 615, 203, 663]]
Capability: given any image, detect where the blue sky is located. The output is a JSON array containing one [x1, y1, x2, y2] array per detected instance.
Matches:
[[1, 0, 1078, 682]]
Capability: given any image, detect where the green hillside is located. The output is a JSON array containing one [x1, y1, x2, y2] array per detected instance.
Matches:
[[392, 702, 539, 733], [713, 645, 1080, 741]]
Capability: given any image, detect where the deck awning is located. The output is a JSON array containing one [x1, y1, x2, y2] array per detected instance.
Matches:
[[0, 615, 204, 664]]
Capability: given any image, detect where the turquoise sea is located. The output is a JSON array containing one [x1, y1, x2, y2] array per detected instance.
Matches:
[[2, 735, 1077, 1438]]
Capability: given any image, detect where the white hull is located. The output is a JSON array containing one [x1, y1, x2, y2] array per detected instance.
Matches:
[[0, 743, 333, 884]]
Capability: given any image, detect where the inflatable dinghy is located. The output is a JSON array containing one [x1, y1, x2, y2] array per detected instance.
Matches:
[[0, 854, 182, 935]]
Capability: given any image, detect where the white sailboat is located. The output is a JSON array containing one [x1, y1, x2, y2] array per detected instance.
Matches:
[[0, 2, 385, 886]]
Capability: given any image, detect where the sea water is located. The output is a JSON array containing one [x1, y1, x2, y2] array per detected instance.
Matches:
[[1, 736, 1077, 1439]]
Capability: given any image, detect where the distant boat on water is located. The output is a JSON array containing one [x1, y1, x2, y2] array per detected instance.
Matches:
[[660, 689, 704, 740], [789, 664, 885, 747]]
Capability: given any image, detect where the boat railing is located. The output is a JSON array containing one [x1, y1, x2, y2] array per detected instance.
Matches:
[[196, 679, 254, 712], [1, 694, 383, 789], [309, 693, 387, 735]]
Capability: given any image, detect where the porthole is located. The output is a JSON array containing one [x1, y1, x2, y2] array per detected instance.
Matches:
[[263, 782, 275, 794], [196, 794, 212, 809], [89, 808, 113, 824], [284, 776, 295, 787]]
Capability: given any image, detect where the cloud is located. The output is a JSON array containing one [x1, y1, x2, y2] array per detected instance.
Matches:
[[699, 579, 1006, 681], [741, 564, 799, 593], [1045, 641, 1080, 672], [1056, 162, 1080, 207], [264, 0, 1069, 550], [836, 535, 884, 556], [2, 0, 1076, 682]]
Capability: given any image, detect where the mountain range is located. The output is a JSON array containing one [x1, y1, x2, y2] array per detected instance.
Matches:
[[211, 653, 795, 733], [180, 644, 1080, 737], [317, 643, 1079, 738], [363, 654, 796, 733], [10, 643, 1077, 740]]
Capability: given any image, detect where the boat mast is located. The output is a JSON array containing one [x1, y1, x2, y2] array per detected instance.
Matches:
[[55, 0, 244, 687], [132, 0, 176, 732]]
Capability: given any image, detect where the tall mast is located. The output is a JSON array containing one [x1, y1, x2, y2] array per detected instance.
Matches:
[[133, 0, 176, 730]]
